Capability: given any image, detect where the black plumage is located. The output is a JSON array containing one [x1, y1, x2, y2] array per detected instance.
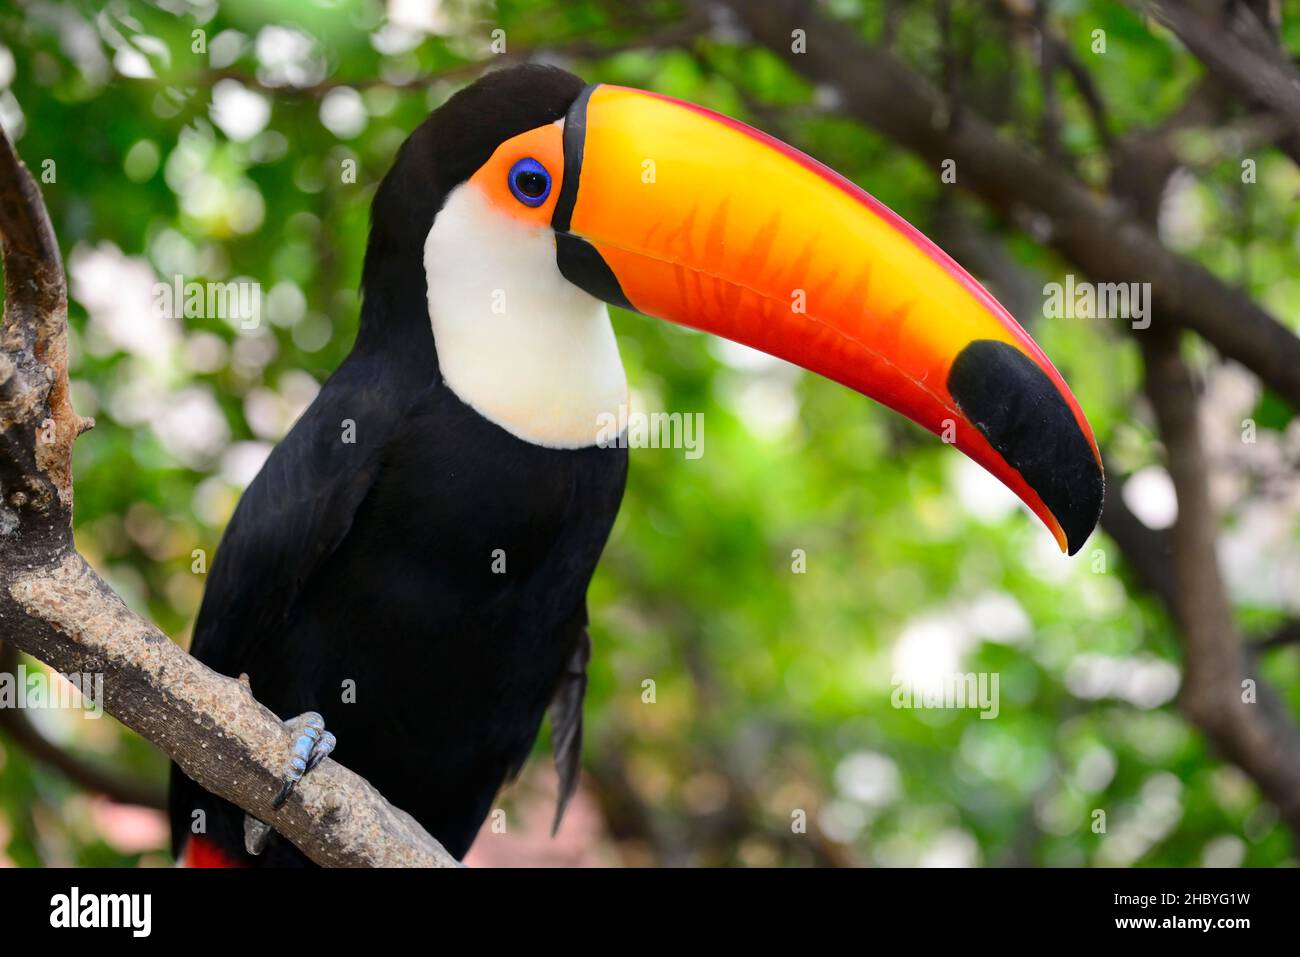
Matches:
[[168, 65, 626, 865]]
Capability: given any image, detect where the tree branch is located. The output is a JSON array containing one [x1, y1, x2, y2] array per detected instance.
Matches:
[[0, 122, 457, 867], [995, 0, 1114, 152], [1108, 48, 1300, 839], [1098, 460, 1178, 609], [1139, 0, 1300, 166], [1138, 326, 1300, 834], [1252, 620, 1300, 653]]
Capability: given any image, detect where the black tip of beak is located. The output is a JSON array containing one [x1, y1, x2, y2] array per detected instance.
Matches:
[[948, 340, 1104, 556]]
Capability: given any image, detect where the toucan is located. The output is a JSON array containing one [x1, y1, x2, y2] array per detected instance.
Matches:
[[169, 64, 1103, 867]]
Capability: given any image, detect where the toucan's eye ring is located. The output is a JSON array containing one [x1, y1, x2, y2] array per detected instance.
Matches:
[[508, 157, 551, 207]]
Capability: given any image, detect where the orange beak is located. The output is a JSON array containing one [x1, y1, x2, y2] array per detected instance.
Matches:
[[553, 85, 1103, 553]]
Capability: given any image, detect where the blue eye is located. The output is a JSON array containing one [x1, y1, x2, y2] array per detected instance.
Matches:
[[507, 157, 551, 207]]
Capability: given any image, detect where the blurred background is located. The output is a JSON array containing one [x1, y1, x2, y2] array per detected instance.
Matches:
[[0, 0, 1298, 867]]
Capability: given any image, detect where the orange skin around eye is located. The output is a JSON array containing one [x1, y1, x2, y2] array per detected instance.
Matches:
[[467, 122, 566, 226]]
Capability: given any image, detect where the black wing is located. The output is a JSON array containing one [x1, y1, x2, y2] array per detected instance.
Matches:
[[170, 356, 427, 856], [187, 355, 417, 677]]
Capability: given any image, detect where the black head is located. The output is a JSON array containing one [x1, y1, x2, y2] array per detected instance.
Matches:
[[358, 64, 585, 347]]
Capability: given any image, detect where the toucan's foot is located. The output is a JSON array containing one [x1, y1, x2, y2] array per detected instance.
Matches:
[[272, 711, 337, 808], [244, 711, 336, 856]]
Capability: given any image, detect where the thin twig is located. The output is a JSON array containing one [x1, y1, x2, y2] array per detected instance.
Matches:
[[0, 641, 167, 810]]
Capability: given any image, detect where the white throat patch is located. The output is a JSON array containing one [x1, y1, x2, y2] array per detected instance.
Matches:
[[423, 183, 628, 448]]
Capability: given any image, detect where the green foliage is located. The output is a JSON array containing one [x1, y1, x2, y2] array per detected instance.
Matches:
[[0, 0, 1295, 867]]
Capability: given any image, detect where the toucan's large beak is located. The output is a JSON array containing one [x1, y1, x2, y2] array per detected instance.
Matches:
[[553, 85, 1103, 554]]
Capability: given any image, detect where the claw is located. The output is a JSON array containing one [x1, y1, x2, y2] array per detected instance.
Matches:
[[245, 712, 338, 855], [308, 731, 337, 771], [270, 712, 335, 811]]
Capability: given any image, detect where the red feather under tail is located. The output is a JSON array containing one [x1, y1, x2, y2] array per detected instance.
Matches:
[[184, 836, 245, 868]]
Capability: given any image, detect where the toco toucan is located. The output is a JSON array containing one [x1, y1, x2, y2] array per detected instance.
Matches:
[[169, 64, 1103, 867]]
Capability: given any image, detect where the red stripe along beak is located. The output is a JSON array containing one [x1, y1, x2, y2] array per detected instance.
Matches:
[[552, 85, 1103, 553]]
